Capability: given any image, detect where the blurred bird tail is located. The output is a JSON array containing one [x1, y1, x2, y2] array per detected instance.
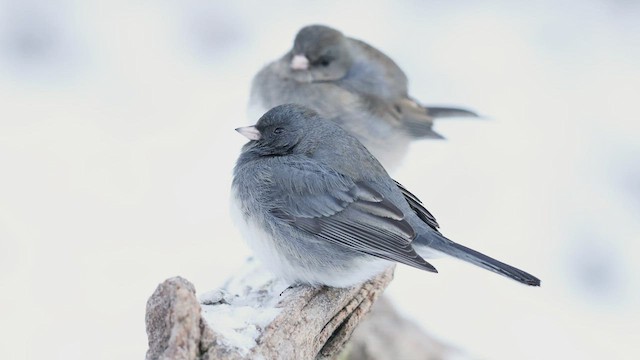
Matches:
[[415, 234, 541, 286], [403, 121, 445, 139], [401, 104, 479, 139], [427, 106, 479, 119]]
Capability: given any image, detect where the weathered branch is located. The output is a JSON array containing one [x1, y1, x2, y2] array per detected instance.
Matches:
[[145, 260, 454, 359], [346, 296, 459, 360]]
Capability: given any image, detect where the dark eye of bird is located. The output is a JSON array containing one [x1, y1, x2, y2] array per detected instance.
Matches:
[[273, 127, 284, 134], [318, 57, 331, 67]]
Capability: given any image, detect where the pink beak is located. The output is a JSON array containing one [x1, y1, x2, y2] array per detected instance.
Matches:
[[290, 55, 309, 70], [235, 126, 261, 140]]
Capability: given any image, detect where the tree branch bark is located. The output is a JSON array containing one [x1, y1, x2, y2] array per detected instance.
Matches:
[[145, 261, 455, 359]]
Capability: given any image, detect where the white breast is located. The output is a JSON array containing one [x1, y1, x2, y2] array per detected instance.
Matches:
[[229, 190, 294, 282]]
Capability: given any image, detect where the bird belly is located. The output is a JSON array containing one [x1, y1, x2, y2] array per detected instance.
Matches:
[[230, 191, 392, 287]]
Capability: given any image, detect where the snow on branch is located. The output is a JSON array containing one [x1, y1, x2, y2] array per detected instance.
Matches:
[[145, 260, 454, 359]]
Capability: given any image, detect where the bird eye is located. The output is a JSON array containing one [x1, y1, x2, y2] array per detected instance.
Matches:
[[318, 56, 331, 67], [273, 127, 284, 134]]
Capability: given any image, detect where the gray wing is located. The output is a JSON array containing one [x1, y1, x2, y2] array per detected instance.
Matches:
[[354, 94, 444, 140], [342, 39, 445, 139], [394, 180, 440, 232], [347, 38, 409, 99], [268, 159, 436, 272]]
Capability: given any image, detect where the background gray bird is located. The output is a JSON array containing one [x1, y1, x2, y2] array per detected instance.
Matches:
[[250, 24, 478, 169], [232, 104, 539, 288]]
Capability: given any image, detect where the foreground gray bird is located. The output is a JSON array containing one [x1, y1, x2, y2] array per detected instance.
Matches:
[[232, 104, 539, 288], [250, 24, 478, 169]]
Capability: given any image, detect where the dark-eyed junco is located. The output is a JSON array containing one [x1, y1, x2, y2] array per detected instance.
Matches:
[[250, 24, 478, 169], [232, 104, 539, 288]]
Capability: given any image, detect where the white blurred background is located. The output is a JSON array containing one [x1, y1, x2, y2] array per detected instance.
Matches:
[[1, 0, 639, 359]]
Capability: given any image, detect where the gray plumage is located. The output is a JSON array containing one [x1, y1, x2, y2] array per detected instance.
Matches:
[[250, 24, 478, 169], [232, 104, 540, 288]]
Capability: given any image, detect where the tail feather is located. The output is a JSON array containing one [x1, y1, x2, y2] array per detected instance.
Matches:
[[427, 106, 479, 119], [403, 120, 445, 139], [418, 235, 540, 286]]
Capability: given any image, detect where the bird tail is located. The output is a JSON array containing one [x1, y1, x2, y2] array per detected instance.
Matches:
[[426, 106, 479, 119], [400, 104, 479, 139], [415, 234, 540, 286]]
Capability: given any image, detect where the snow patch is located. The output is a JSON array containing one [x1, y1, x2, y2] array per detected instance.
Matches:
[[199, 259, 290, 354]]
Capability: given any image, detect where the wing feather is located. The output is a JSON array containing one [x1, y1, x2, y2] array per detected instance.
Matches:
[[268, 159, 436, 272]]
